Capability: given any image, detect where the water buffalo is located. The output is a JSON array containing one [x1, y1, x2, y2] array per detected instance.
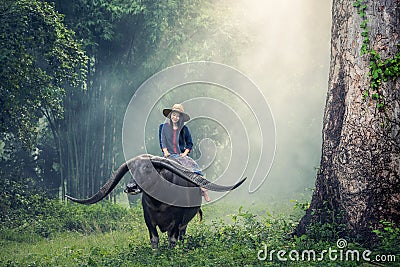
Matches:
[[65, 154, 246, 249]]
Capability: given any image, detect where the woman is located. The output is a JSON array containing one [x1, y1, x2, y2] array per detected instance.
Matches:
[[159, 103, 211, 202]]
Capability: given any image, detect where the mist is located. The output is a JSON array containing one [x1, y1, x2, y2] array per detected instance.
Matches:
[[121, 0, 333, 208], [226, 0, 332, 205]]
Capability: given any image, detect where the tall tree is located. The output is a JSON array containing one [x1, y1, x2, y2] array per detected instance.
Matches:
[[0, 0, 87, 146], [296, 0, 400, 241], [0, 0, 87, 196]]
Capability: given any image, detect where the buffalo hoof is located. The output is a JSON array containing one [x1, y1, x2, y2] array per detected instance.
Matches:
[[151, 242, 158, 250], [168, 236, 178, 248]]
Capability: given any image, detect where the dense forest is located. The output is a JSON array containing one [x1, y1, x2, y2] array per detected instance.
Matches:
[[1, 0, 399, 266]]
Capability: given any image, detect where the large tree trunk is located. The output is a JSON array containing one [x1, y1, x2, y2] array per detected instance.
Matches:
[[296, 0, 400, 241]]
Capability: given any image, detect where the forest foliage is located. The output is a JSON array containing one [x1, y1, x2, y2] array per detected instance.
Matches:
[[0, 0, 87, 146], [0, 0, 240, 200]]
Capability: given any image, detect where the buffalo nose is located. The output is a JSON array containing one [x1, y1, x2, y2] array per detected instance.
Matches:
[[125, 182, 142, 194], [125, 183, 135, 190]]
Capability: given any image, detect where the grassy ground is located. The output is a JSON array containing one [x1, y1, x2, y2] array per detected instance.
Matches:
[[1, 197, 399, 266], [1, 231, 129, 266]]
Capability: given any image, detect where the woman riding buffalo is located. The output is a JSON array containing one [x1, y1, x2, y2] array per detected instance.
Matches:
[[159, 103, 211, 202]]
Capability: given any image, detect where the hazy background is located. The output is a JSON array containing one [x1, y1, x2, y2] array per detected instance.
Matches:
[[182, 0, 333, 206], [230, 0, 332, 205], [1, 0, 333, 213], [122, 0, 333, 207]]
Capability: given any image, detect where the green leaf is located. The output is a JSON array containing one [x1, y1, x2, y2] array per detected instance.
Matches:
[[360, 20, 368, 28], [377, 102, 385, 109], [363, 90, 369, 99]]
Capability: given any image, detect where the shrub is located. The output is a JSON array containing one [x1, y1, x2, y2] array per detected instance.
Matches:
[[0, 178, 138, 241]]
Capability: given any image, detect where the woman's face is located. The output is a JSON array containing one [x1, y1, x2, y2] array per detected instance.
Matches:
[[170, 111, 180, 124]]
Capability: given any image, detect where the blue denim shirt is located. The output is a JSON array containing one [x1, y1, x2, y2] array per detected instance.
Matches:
[[159, 123, 193, 154]]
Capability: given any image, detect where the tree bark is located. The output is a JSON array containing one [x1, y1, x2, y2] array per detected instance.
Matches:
[[296, 0, 400, 241]]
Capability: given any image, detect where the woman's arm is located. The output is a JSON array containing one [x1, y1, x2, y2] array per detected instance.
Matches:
[[181, 126, 193, 157], [159, 124, 170, 157]]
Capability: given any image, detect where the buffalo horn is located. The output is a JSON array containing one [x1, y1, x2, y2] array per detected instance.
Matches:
[[65, 161, 130, 204], [150, 156, 246, 192]]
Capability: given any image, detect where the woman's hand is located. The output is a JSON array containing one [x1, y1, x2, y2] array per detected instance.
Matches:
[[180, 149, 189, 157], [163, 149, 170, 158]]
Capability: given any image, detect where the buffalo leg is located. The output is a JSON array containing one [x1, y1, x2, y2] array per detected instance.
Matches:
[[178, 226, 187, 241], [168, 228, 180, 248], [145, 216, 160, 249], [142, 206, 160, 249], [147, 226, 159, 249]]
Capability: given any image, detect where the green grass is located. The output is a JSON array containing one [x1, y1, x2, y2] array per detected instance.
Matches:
[[0, 209, 281, 267], [1, 231, 130, 266], [0, 191, 399, 266]]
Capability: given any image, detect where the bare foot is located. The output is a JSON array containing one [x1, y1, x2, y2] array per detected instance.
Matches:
[[202, 191, 211, 202]]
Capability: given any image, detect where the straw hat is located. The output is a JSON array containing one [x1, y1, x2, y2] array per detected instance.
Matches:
[[163, 103, 190, 122]]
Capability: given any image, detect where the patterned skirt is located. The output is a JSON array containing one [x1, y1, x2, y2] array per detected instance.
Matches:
[[167, 154, 204, 176]]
